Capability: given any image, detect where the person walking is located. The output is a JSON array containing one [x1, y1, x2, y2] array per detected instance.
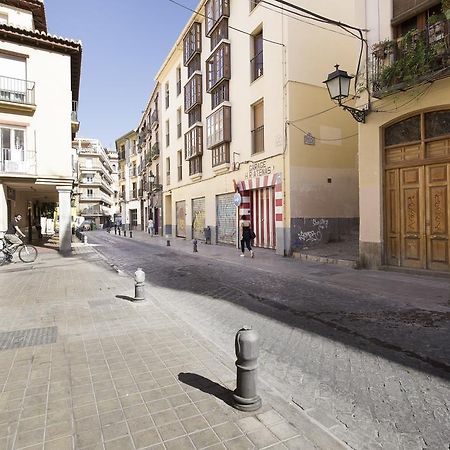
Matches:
[[239, 215, 254, 258], [5, 213, 26, 253], [147, 218, 154, 236]]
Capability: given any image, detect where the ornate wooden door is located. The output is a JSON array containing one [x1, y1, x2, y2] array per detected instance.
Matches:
[[426, 164, 449, 270], [385, 169, 400, 265], [399, 166, 426, 268]]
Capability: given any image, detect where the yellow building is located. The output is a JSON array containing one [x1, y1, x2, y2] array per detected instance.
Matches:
[[355, 0, 450, 272], [125, 0, 360, 255]]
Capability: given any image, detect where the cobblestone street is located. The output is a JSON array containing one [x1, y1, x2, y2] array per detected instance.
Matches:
[[85, 230, 450, 450]]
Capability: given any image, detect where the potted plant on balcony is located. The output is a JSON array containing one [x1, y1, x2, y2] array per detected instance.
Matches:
[[442, 0, 450, 19], [372, 39, 395, 60]]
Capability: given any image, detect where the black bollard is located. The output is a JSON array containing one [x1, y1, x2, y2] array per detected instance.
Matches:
[[193, 239, 198, 252], [166, 239, 171, 246], [124, 229, 127, 237], [130, 230, 133, 238]]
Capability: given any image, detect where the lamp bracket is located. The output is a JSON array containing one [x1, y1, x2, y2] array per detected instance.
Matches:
[[340, 103, 367, 123]]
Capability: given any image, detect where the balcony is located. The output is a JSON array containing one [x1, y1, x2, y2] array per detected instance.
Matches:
[[150, 142, 160, 160], [371, 21, 450, 97], [151, 109, 159, 128], [184, 22, 202, 65], [0, 76, 36, 114], [71, 100, 80, 133], [0, 148, 36, 175], [185, 126, 203, 160]]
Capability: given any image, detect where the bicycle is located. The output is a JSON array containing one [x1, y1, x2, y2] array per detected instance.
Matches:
[[0, 234, 38, 266]]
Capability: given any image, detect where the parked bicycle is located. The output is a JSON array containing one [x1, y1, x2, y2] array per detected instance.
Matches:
[[0, 234, 38, 266]]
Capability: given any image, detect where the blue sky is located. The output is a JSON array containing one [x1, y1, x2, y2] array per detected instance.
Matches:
[[45, 0, 199, 149]]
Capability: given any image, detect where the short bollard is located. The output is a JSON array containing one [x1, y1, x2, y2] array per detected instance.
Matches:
[[232, 326, 262, 412], [124, 229, 127, 237], [166, 239, 171, 246], [118, 228, 121, 236], [114, 227, 117, 235], [134, 268, 145, 301], [83, 235, 87, 245], [193, 239, 198, 252], [130, 230, 133, 238]]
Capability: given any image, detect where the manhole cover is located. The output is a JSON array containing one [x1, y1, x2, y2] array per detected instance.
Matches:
[[0, 326, 57, 350]]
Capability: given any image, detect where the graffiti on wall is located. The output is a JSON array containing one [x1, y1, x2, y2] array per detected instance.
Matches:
[[297, 218, 329, 245], [176, 201, 186, 238]]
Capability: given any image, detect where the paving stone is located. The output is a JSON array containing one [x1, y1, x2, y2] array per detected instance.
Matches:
[[247, 428, 279, 448], [132, 427, 161, 448], [102, 421, 130, 442], [189, 428, 220, 448], [158, 420, 186, 441], [44, 435, 74, 450], [104, 435, 135, 450], [164, 435, 195, 449], [223, 435, 255, 449], [182, 415, 210, 434], [213, 422, 243, 441]]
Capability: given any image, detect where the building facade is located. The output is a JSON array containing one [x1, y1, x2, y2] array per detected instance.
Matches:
[[0, 0, 81, 252], [115, 130, 139, 229], [356, 0, 450, 271], [73, 138, 118, 227], [119, 0, 360, 254]]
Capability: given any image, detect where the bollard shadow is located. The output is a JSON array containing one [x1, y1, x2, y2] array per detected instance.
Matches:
[[116, 294, 137, 302], [178, 372, 234, 407]]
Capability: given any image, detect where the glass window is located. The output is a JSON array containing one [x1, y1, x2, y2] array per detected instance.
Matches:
[[385, 115, 420, 146], [425, 110, 450, 139], [251, 31, 263, 81]]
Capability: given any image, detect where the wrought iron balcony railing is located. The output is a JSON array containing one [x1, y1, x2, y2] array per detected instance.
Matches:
[[150, 143, 160, 160], [0, 76, 35, 105], [371, 20, 450, 96]]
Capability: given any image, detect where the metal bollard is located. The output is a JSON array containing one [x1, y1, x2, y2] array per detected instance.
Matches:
[[166, 239, 171, 246], [124, 229, 127, 237], [232, 326, 262, 411], [83, 235, 87, 245], [114, 227, 117, 235], [130, 230, 133, 238], [193, 239, 198, 252], [118, 228, 121, 236], [134, 268, 145, 301]]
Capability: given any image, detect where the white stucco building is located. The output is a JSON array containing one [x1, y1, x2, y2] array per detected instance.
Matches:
[[0, 0, 82, 252]]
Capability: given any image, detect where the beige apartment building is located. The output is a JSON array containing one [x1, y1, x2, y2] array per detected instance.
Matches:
[[0, 0, 81, 252], [115, 130, 139, 229], [73, 138, 118, 227], [354, 0, 450, 272], [120, 0, 360, 255]]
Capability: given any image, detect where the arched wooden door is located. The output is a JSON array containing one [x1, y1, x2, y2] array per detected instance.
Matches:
[[384, 110, 450, 271]]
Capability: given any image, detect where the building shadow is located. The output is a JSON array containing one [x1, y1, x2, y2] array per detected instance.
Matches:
[[178, 372, 234, 407]]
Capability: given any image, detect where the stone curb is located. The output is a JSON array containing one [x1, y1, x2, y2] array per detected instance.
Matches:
[[292, 252, 356, 268]]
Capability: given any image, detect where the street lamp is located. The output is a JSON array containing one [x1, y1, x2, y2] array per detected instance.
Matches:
[[323, 64, 368, 123], [149, 171, 155, 191]]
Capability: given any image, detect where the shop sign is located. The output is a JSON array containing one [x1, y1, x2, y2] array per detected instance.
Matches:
[[246, 161, 274, 179], [233, 192, 241, 207]]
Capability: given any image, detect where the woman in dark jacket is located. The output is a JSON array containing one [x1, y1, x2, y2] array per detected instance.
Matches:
[[239, 215, 254, 258]]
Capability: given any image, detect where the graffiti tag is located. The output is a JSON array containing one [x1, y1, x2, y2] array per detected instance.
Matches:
[[312, 218, 329, 230], [298, 230, 322, 243]]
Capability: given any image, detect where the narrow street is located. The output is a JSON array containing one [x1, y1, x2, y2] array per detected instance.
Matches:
[[86, 231, 450, 450]]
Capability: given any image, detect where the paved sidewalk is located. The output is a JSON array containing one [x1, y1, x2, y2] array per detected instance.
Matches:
[[0, 244, 346, 450]]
